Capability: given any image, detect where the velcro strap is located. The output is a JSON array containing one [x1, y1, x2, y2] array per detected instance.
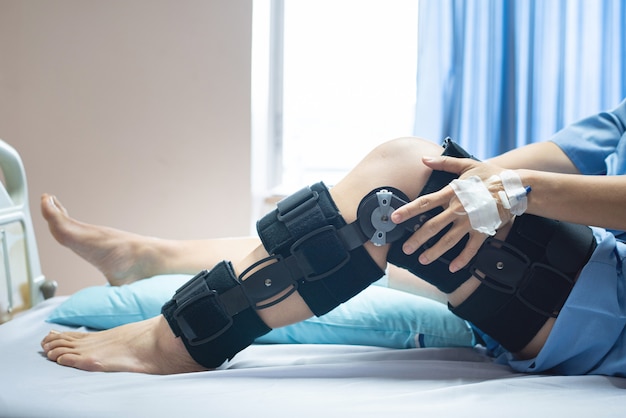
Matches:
[[517, 264, 575, 317], [258, 182, 345, 255], [171, 270, 235, 345], [545, 221, 596, 274], [291, 225, 350, 280], [161, 261, 271, 368], [297, 245, 383, 315], [256, 181, 384, 316]]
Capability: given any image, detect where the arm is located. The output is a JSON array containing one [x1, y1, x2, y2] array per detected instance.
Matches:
[[392, 155, 626, 272], [519, 168, 626, 231], [393, 100, 626, 271], [488, 141, 580, 174]]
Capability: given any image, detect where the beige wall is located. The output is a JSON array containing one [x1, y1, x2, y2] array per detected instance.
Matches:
[[0, 0, 254, 295]]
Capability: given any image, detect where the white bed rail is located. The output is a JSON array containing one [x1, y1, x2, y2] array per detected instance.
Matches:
[[0, 139, 56, 322]]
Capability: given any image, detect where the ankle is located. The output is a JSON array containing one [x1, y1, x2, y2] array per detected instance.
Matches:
[[152, 315, 206, 374], [134, 236, 171, 278]]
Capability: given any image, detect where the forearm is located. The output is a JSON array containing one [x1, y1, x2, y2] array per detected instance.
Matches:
[[487, 142, 626, 229], [488, 141, 580, 174], [519, 169, 626, 231], [490, 142, 626, 230]]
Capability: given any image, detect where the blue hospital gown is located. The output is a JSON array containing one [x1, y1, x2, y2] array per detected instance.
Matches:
[[499, 98, 626, 376]]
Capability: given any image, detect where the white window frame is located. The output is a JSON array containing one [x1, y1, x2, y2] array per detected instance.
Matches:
[[251, 0, 418, 226]]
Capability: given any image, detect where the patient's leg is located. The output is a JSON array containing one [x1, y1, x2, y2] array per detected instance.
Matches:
[[41, 194, 261, 286], [42, 137, 442, 374], [42, 193, 447, 303]]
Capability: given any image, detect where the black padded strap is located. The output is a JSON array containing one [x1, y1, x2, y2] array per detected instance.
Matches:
[[256, 182, 384, 316], [161, 261, 271, 369], [450, 215, 597, 352], [258, 182, 346, 255]]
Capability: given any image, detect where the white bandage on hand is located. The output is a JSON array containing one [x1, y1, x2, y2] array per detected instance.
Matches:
[[450, 176, 502, 235], [499, 170, 529, 216], [450, 170, 530, 236]]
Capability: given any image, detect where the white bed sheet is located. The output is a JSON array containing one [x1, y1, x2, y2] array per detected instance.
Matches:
[[1, 297, 625, 418]]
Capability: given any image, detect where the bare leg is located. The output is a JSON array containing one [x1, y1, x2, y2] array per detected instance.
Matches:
[[41, 194, 260, 286], [41, 137, 465, 374]]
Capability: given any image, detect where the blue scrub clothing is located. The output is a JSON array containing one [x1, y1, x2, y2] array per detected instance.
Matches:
[[495, 99, 626, 376]]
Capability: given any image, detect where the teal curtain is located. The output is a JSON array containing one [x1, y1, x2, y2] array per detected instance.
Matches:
[[413, 0, 626, 159]]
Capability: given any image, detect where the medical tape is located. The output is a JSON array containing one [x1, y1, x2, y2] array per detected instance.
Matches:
[[500, 170, 528, 216], [450, 176, 501, 235]]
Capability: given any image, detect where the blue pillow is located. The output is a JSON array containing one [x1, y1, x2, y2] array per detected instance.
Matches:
[[47, 275, 475, 349]]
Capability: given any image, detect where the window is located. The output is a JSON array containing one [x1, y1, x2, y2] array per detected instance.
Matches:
[[252, 0, 419, 214]]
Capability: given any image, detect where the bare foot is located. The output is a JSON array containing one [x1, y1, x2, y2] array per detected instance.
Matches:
[[41, 193, 160, 286], [41, 316, 206, 374]]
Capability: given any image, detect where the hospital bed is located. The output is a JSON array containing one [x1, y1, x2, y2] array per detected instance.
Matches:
[[0, 138, 624, 418]]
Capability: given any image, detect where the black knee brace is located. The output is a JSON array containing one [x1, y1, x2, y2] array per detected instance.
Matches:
[[161, 138, 597, 367], [386, 139, 597, 352], [161, 182, 386, 368]]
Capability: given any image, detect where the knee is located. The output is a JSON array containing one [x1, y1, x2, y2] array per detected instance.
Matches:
[[371, 137, 443, 163], [361, 137, 444, 200]]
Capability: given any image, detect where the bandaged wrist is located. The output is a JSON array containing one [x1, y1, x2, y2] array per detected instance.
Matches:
[[499, 170, 529, 216], [450, 176, 501, 235]]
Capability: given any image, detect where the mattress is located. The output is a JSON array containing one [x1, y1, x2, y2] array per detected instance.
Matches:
[[1, 297, 625, 418]]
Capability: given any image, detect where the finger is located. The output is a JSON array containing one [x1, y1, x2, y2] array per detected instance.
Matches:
[[391, 187, 452, 224], [422, 155, 478, 175], [416, 222, 470, 265], [448, 232, 488, 273], [400, 209, 459, 255]]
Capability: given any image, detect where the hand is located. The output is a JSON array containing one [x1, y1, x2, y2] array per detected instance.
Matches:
[[390, 155, 514, 272]]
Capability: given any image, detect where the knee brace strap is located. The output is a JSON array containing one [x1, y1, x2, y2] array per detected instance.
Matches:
[[161, 261, 271, 369], [451, 215, 597, 352], [257, 182, 385, 316]]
